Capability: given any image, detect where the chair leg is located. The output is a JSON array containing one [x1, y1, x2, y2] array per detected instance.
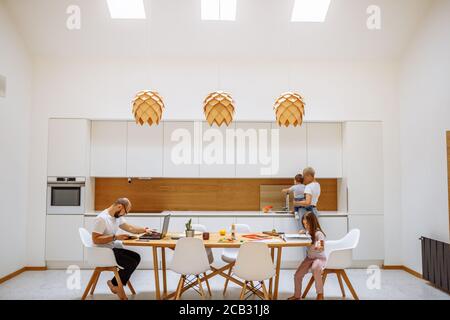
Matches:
[[336, 271, 346, 298], [301, 276, 314, 298], [89, 269, 101, 295], [260, 281, 270, 300], [175, 275, 186, 300], [127, 281, 136, 295], [113, 268, 128, 300], [222, 263, 234, 295], [197, 276, 205, 299], [239, 281, 248, 300], [81, 269, 98, 300], [204, 272, 212, 296], [340, 270, 359, 300]]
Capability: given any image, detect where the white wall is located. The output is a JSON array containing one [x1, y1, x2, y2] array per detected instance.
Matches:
[[26, 57, 401, 266], [0, 2, 32, 277], [399, 0, 450, 273]]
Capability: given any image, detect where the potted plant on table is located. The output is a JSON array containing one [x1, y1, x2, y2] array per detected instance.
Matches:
[[185, 218, 195, 237]]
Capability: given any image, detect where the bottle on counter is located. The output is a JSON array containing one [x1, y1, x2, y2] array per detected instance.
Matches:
[[231, 223, 236, 240]]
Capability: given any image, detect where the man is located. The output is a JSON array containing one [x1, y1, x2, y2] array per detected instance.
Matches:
[[92, 198, 152, 300], [293, 167, 321, 220]]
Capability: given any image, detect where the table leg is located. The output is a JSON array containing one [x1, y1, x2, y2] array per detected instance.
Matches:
[[269, 248, 275, 298], [152, 246, 161, 300], [273, 247, 282, 300], [161, 247, 167, 298]]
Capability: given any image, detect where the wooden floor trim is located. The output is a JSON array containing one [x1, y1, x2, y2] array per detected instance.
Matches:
[[382, 265, 422, 279], [0, 266, 47, 285]]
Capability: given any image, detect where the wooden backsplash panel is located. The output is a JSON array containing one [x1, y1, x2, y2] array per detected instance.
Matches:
[[95, 178, 337, 212]]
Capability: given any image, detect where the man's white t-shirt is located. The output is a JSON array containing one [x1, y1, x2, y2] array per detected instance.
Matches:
[[304, 181, 321, 206], [92, 209, 126, 249]]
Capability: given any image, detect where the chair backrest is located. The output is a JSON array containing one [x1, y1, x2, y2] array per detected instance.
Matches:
[[79, 227, 118, 267], [234, 242, 275, 281], [171, 237, 210, 275], [326, 229, 360, 269], [79, 227, 93, 248], [191, 224, 207, 232], [231, 224, 251, 233]]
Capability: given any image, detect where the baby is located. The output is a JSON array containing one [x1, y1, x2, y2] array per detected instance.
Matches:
[[282, 174, 305, 220]]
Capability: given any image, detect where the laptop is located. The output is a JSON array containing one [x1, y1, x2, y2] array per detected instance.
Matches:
[[139, 214, 171, 240]]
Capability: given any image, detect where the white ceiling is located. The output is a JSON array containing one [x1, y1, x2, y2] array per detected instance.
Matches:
[[4, 0, 432, 60]]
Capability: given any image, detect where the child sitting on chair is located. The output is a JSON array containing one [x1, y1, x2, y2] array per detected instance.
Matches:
[[281, 174, 305, 220], [288, 212, 326, 300]]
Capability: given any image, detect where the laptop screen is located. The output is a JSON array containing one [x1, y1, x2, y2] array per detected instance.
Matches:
[[161, 214, 171, 237]]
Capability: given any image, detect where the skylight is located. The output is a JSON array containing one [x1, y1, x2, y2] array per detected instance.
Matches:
[[201, 0, 237, 21], [107, 0, 146, 19], [291, 0, 331, 22]]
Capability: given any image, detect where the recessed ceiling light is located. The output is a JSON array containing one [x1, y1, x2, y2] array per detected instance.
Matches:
[[107, 0, 146, 19], [291, 0, 331, 22], [201, 0, 237, 21]]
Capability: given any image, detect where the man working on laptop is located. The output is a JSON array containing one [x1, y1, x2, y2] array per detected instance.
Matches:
[[92, 198, 152, 300]]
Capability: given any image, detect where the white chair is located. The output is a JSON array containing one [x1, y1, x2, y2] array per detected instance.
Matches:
[[170, 237, 211, 300], [79, 228, 136, 300], [233, 242, 275, 300], [302, 229, 360, 300], [190, 223, 214, 295], [221, 224, 251, 295]]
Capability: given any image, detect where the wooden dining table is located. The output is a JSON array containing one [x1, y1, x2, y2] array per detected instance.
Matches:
[[123, 232, 311, 300]]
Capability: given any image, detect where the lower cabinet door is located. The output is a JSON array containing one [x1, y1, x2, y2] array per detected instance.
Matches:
[[120, 217, 161, 269], [46, 214, 84, 261], [348, 214, 384, 260], [318, 216, 348, 241], [273, 218, 305, 269]]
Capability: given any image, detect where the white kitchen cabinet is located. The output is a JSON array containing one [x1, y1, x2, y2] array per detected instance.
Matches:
[[200, 122, 236, 177], [272, 123, 307, 177], [91, 121, 127, 177], [318, 216, 348, 240], [348, 214, 384, 260], [47, 119, 91, 177], [163, 122, 200, 177], [307, 123, 342, 178], [235, 122, 273, 177], [126, 122, 163, 177], [343, 122, 383, 213], [235, 217, 274, 231], [46, 215, 84, 261], [273, 218, 304, 268]]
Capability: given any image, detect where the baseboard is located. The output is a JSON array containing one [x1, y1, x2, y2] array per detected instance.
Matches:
[[0, 266, 47, 285], [382, 265, 422, 279]]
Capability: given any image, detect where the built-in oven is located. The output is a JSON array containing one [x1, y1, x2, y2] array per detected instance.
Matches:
[[47, 177, 86, 214]]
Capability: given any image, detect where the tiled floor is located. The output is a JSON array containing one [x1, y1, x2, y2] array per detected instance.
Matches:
[[0, 268, 448, 300]]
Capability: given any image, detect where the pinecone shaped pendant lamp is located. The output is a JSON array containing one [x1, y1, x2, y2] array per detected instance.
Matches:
[[132, 90, 164, 126], [203, 91, 235, 127], [273, 92, 305, 127]]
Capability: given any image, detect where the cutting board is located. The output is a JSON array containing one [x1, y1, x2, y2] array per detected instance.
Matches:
[[260, 185, 295, 211]]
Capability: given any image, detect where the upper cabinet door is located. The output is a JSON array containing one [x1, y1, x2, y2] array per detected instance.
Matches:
[[272, 123, 307, 177], [163, 122, 200, 177], [307, 123, 343, 178], [343, 122, 383, 213], [91, 121, 127, 177], [235, 122, 273, 178], [200, 122, 236, 178], [47, 119, 91, 177], [126, 122, 163, 177]]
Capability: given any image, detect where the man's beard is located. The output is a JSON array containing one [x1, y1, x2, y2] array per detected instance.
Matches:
[[114, 211, 121, 218]]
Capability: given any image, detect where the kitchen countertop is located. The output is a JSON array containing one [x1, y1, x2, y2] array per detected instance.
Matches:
[[85, 211, 348, 218]]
